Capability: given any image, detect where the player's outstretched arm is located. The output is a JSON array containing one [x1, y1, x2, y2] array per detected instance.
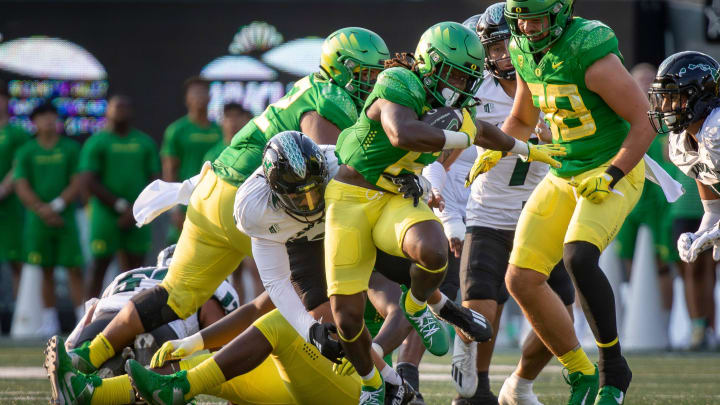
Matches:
[[587, 53, 656, 175], [376, 98, 448, 151]]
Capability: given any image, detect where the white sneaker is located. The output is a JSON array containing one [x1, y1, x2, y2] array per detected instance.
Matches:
[[451, 334, 477, 397], [37, 308, 60, 338], [498, 373, 543, 405]]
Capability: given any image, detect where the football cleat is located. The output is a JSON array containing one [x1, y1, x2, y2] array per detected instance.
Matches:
[[385, 377, 417, 405], [45, 335, 100, 405], [408, 392, 426, 405], [593, 386, 624, 405], [433, 299, 492, 343], [563, 365, 599, 405], [400, 290, 449, 356], [451, 334, 478, 397], [125, 359, 190, 405], [498, 374, 543, 405], [451, 391, 499, 405], [69, 341, 97, 374], [360, 379, 386, 405]]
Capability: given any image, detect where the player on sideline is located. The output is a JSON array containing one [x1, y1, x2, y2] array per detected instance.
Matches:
[[497, 0, 657, 403], [67, 28, 390, 375], [325, 21, 566, 403], [445, 6, 576, 405]]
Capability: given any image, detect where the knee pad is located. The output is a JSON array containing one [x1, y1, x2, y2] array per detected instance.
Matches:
[[131, 286, 180, 332]]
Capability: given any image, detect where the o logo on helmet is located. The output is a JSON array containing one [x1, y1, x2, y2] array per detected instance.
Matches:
[[515, 7, 522, 12], [471, 64, 477, 70]]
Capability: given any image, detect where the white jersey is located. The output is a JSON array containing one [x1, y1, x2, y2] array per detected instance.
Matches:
[[670, 106, 720, 192], [234, 145, 338, 342], [466, 73, 549, 231], [67, 266, 239, 349]]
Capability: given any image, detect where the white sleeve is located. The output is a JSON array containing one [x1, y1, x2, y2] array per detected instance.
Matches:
[[251, 237, 317, 342], [422, 161, 447, 191]]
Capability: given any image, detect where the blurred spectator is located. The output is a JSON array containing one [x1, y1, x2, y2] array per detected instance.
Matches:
[[202, 102, 261, 303], [0, 82, 31, 311], [13, 103, 84, 337], [161, 77, 222, 243], [79, 95, 160, 298], [614, 63, 674, 327]]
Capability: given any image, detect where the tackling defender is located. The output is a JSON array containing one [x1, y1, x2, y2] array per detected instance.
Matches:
[[498, 1, 657, 403], [325, 21, 565, 403], [68, 28, 390, 375]]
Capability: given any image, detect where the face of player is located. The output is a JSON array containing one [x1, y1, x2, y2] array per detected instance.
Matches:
[[517, 15, 550, 42], [106, 96, 133, 127], [186, 84, 210, 113], [487, 40, 513, 73], [222, 109, 252, 141], [32, 112, 59, 135], [435, 64, 473, 107]]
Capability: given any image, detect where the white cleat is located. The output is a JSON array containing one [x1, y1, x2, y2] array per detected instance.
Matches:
[[498, 373, 543, 405], [451, 334, 478, 397]]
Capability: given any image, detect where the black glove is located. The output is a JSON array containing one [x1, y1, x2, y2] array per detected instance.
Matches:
[[382, 173, 429, 207], [308, 322, 345, 364]]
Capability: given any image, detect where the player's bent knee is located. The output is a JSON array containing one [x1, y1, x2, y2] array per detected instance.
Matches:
[[505, 265, 543, 298], [562, 241, 601, 276], [130, 286, 181, 332]]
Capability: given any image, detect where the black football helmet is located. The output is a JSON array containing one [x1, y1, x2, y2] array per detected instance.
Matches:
[[476, 2, 515, 80], [648, 51, 720, 134], [262, 131, 328, 222]]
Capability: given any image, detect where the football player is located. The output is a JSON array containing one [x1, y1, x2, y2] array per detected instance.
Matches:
[[67, 28, 390, 376], [325, 21, 565, 403], [450, 5, 576, 405], [497, 1, 657, 403]]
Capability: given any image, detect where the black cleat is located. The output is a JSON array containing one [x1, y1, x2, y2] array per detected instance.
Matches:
[[434, 299, 492, 342], [385, 377, 417, 405]]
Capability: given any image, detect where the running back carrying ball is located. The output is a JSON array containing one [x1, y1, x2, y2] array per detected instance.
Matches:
[[421, 107, 463, 131]]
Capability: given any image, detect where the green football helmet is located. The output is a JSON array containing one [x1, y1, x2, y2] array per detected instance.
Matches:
[[320, 27, 390, 107], [414, 22, 485, 108], [504, 0, 574, 54]]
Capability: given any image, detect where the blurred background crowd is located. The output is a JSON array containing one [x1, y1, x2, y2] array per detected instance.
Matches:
[[0, 0, 718, 352]]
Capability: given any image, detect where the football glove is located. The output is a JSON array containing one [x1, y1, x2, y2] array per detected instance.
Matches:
[[682, 222, 720, 262], [458, 108, 477, 145], [524, 143, 565, 168], [149, 332, 204, 368], [465, 150, 503, 187], [575, 173, 614, 204], [382, 173, 433, 207], [332, 357, 356, 376], [309, 322, 344, 364]]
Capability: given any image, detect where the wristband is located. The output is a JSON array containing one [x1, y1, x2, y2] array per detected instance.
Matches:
[[442, 130, 471, 150], [49, 197, 66, 213], [371, 342, 384, 358], [114, 198, 130, 214], [509, 138, 530, 156], [604, 165, 625, 189]]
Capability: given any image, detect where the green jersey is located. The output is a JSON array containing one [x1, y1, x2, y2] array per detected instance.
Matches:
[[13, 137, 80, 220], [509, 17, 628, 177], [79, 128, 160, 202], [202, 140, 227, 164], [161, 116, 222, 181], [336, 67, 438, 193], [0, 123, 31, 182], [213, 73, 358, 187]]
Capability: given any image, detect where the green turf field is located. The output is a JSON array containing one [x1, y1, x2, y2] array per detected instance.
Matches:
[[1, 339, 719, 405]]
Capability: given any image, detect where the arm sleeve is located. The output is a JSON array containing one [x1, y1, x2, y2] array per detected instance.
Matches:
[[251, 237, 317, 342], [422, 161, 447, 191]]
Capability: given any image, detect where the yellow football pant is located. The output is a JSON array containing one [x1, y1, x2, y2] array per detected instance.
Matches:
[[510, 159, 645, 276], [161, 169, 252, 318]]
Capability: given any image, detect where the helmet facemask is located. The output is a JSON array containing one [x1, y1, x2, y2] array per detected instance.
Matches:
[[275, 181, 326, 221], [340, 57, 385, 107], [421, 50, 483, 108], [483, 36, 515, 80], [648, 77, 698, 134]]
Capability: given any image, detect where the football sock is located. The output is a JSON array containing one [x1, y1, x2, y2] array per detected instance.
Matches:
[[476, 371, 490, 393], [396, 362, 420, 391], [90, 375, 134, 405], [361, 366, 383, 389], [380, 365, 402, 386], [405, 291, 427, 314], [558, 346, 595, 376], [186, 357, 226, 400], [427, 291, 448, 313], [510, 372, 534, 392], [88, 334, 115, 369]]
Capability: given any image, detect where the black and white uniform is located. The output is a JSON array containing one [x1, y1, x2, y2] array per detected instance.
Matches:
[[67, 266, 239, 349], [669, 106, 720, 193], [462, 73, 574, 305]]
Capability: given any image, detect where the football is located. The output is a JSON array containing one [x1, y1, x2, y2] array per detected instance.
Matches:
[[421, 107, 463, 131]]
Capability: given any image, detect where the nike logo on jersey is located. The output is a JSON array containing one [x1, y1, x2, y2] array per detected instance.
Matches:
[[552, 61, 564, 69]]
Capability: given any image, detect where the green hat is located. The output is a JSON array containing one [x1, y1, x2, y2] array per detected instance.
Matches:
[[320, 27, 390, 107], [504, 0, 574, 54], [414, 22, 485, 108]]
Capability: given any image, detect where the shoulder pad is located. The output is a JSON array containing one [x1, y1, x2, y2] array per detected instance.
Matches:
[[375, 67, 427, 116], [314, 80, 359, 130]]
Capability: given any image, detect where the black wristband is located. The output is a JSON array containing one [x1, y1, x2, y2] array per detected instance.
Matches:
[[605, 165, 625, 189]]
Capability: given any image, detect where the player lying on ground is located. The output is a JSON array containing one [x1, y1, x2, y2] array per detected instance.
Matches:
[[326, 20, 566, 404], [66, 27, 391, 375], [64, 245, 240, 377], [441, 5, 577, 405], [648, 51, 720, 263]]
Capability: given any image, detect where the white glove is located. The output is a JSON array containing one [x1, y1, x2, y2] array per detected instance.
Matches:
[[687, 222, 720, 262], [149, 332, 204, 368]]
